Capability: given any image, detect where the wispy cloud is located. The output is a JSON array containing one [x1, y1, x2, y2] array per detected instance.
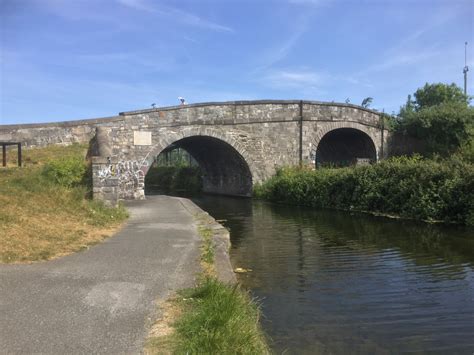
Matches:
[[288, 0, 326, 5], [361, 49, 440, 75], [183, 36, 200, 44], [39, 0, 119, 23], [386, 10, 458, 57], [76, 52, 177, 73], [356, 4, 459, 79], [116, 0, 153, 12], [261, 68, 367, 91], [255, 18, 311, 71], [117, 0, 234, 33], [264, 69, 325, 88]]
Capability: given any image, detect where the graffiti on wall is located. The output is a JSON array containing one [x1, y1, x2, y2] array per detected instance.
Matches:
[[97, 155, 151, 198], [117, 159, 148, 192]]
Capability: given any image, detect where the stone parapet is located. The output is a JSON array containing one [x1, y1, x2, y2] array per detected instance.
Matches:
[[0, 116, 123, 148]]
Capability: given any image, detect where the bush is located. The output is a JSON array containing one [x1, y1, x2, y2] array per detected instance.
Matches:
[[398, 103, 474, 157], [254, 158, 474, 226], [42, 156, 88, 188]]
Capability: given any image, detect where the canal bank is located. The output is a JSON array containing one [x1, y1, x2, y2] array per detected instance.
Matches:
[[0, 195, 239, 353]]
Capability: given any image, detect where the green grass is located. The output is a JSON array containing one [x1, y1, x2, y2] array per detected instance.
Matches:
[[172, 277, 269, 354], [199, 226, 215, 267], [145, 215, 270, 355], [0, 144, 128, 263]]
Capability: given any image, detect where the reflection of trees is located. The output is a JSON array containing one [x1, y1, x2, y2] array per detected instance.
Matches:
[[294, 207, 474, 269], [193, 195, 473, 293], [193, 196, 474, 353], [201, 198, 473, 291]]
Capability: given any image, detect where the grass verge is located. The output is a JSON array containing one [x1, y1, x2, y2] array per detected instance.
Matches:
[[0, 144, 128, 263], [145, 214, 269, 354]]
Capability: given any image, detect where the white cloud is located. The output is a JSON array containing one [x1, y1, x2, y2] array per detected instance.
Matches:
[[116, 0, 154, 12], [38, 0, 118, 23], [364, 49, 440, 74], [116, 0, 234, 33], [255, 18, 311, 71], [264, 69, 325, 88], [262, 68, 368, 90], [288, 0, 325, 5]]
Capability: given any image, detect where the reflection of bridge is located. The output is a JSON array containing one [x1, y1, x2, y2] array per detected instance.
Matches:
[[0, 100, 389, 205]]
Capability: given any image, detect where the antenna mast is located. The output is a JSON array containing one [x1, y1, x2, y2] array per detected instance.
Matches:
[[463, 42, 469, 96]]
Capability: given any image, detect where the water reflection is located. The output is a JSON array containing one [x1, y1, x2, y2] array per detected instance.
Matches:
[[192, 195, 474, 354]]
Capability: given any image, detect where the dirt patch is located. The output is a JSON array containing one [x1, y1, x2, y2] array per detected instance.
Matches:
[[145, 296, 183, 355]]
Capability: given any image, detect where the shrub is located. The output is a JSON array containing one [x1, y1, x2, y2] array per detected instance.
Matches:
[[42, 156, 87, 188], [255, 158, 474, 226]]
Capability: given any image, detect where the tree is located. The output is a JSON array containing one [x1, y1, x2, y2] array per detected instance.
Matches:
[[398, 83, 473, 157], [399, 94, 415, 117], [401, 103, 474, 156], [412, 83, 469, 111], [361, 97, 373, 108]]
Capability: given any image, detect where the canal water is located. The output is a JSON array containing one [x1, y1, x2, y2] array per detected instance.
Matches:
[[190, 195, 474, 354]]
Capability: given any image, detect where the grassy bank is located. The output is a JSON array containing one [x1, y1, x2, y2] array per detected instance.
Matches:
[[0, 144, 128, 263], [254, 156, 474, 226], [145, 216, 269, 354]]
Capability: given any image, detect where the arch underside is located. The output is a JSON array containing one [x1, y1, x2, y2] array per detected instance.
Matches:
[[316, 128, 377, 167], [154, 136, 253, 197]]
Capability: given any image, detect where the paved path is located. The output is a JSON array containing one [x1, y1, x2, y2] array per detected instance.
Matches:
[[0, 196, 201, 354]]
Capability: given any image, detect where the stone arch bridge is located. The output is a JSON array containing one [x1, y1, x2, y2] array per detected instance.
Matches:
[[0, 100, 389, 205]]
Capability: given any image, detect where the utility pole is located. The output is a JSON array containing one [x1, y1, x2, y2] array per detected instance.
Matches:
[[463, 42, 469, 96], [380, 109, 385, 160]]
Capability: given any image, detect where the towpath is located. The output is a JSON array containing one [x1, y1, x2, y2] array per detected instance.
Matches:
[[0, 195, 201, 354]]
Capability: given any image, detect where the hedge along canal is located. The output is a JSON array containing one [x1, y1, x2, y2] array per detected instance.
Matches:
[[191, 194, 474, 354]]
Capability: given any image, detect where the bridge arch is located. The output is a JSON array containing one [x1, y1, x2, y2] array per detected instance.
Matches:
[[309, 122, 379, 167], [142, 127, 256, 196]]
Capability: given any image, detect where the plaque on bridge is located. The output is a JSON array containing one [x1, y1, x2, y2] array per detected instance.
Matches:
[[134, 131, 152, 146]]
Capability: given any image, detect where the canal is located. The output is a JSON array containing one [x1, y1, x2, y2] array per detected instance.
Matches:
[[191, 195, 474, 354]]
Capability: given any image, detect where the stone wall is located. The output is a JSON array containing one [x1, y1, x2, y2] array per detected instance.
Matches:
[[0, 116, 123, 147]]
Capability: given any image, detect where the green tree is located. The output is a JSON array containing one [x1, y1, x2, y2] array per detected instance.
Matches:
[[398, 83, 473, 157], [399, 94, 415, 117], [412, 83, 469, 111], [401, 103, 474, 156]]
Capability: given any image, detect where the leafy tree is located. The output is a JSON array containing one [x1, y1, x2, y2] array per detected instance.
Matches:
[[398, 83, 473, 157], [401, 103, 473, 156], [412, 83, 470, 110], [399, 94, 415, 118], [454, 124, 474, 163]]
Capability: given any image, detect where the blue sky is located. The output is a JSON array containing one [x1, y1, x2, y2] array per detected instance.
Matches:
[[1, 0, 473, 124]]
